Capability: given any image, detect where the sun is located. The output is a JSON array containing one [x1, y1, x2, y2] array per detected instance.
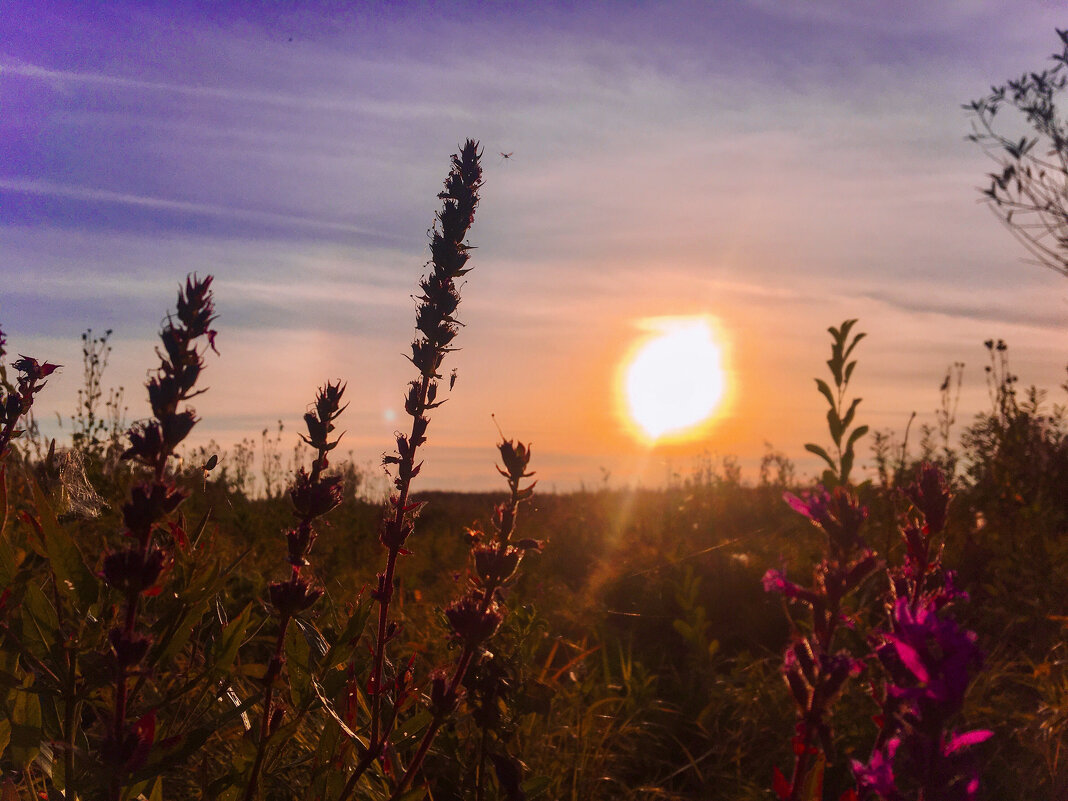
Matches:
[[621, 317, 727, 443]]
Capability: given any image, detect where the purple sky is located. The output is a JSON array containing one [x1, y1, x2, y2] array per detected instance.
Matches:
[[3, 1, 1066, 491]]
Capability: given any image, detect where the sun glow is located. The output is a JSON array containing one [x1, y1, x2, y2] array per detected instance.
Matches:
[[621, 317, 727, 443]]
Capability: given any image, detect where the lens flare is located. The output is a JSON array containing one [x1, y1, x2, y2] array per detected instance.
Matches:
[[622, 318, 726, 442]]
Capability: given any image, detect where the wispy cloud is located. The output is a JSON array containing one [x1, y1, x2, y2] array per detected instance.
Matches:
[[1, 60, 472, 120], [0, 177, 393, 239]]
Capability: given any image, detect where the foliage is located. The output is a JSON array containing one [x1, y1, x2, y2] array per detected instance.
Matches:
[[965, 28, 1068, 277], [68, 328, 127, 468], [805, 320, 868, 488]]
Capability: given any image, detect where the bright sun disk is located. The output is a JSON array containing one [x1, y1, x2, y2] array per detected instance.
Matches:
[[623, 319, 726, 442]]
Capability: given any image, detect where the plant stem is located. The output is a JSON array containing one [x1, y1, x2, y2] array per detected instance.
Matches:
[[370, 375, 431, 748], [243, 611, 291, 801], [388, 478, 523, 799]]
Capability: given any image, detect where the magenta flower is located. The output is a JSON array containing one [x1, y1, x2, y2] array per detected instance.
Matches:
[[906, 462, 951, 535], [851, 738, 900, 800], [877, 598, 983, 730], [784, 486, 868, 559]]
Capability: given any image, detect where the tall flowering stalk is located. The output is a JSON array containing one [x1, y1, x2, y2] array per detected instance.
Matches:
[[391, 437, 539, 799], [336, 140, 482, 799], [852, 464, 991, 800], [101, 275, 216, 800], [764, 487, 878, 800], [244, 382, 346, 800]]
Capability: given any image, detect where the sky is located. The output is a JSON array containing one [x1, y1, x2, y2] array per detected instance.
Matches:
[[2, 1, 1066, 492]]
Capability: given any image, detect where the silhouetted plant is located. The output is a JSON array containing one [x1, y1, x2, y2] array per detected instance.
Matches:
[[806, 320, 868, 487], [101, 275, 218, 800], [243, 382, 345, 799], [69, 328, 127, 465], [966, 28, 1068, 277], [0, 348, 59, 462]]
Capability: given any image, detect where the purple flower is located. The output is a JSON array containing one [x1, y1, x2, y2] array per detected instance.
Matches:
[[784, 486, 868, 558], [784, 488, 831, 521], [878, 598, 983, 722], [906, 462, 950, 535], [852, 738, 900, 800], [762, 568, 822, 607]]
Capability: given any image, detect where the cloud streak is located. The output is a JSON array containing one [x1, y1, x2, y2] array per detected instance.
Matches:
[[0, 177, 394, 240]]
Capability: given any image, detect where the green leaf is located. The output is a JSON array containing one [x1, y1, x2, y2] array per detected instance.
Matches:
[[814, 378, 836, 412], [804, 443, 836, 471], [840, 397, 862, 431], [9, 676, 43, 768], [182, 559, 223, 605], [672, 620, 693, 640], [0, 465, 8, 540], [846, 425, 870, 451], [21, 581, 59, 659], [827, 409, 843, 446], [321, 596, 372, 669], [285, 623, 312, 708], [148, 777, 164, 801], [0, 718, 10, 755], [128, 693, 260, 784], [800, 750, 825, 801], [843, 359, 857, 386], [189, 506, 213, 550], [843, 331, 866, 361], [0, 524, 16, 590], [310, 679, 361, 742], [522, 776, 553, 799], [156, 601, 210, 666], [841, 450, 855, 485], [392, 709, 432, 748], [30, 479, 98, 611], [211, 603, 252, 677], [294, 617, 329, 662]]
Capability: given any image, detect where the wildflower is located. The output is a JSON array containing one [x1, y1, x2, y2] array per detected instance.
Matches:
[[498, 439, 533, 479], [855, 465, 991, 800], [876, 599, 983, 730], [906, 461, 950, 535], [0, 352, 59, 457], [768, 482, 876, 798], [13, 355, 60, 383], [473, 542, 522, 586], [445, 591, 503, 648], [268, 577, 323, 617], [290, 468, 343, 519], [784, 486, 868, 559]]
